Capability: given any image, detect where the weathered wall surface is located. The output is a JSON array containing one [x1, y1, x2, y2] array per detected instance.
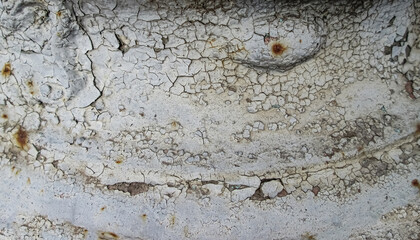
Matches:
[[0, 0, 419, 239]]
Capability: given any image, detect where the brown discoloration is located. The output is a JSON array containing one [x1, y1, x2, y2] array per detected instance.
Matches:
[[416, 123, 420, 136], [107, 182, 149, 196], [14, 127, 29, 150], [115, 156, 124, 164], [2, 62, 12, 77], [100, 206, 106, 211], [26, 80, 34, 87], [277, 189, 288, 197], [27, 177, 31, 185], [141, 214, 147, 222], [405, 81, 416, 99], [14, 168, 21, 176], [56, 11, 62, 17], [26, 80, 35, 95], [98, 231, 119, 239], [412, 179, 420, 189], [271, 42, 287, 56], [312, 186, 320, 196], [169, 214, 176, 226], [1, 114, 7, 119], [227, 85, 237, 92], [302, 232, 317, 240]]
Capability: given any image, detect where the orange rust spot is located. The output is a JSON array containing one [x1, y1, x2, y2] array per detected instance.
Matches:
[[14, 127, 28, 150], [299, 39, 302, 43], [115, 156, 124, 164], [56, 11, 62, 17], [1, 114, 7, 119], [141, 214, 147, 222], [271, 42, 287, 56], [100, 206, 106, 211], [2, 62, 12, 77], [98, 231, 119, 239]]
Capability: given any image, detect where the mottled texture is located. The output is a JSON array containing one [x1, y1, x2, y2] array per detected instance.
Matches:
[[0, 0, 419, 239]]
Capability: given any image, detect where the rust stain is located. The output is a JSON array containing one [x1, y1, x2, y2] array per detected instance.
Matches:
[[415, 123, 420, 136], [27, 177, 31, 184], [1, 114, 7, 119], [141, 214, 147, 222], [2, 62, 12, 77], [100, 206, 106, 211], [412, 179, 420, 190], [26, 80, 35, 95], [405, 81, 416, 99], [14, 127, 29, 150], [312, 186, 320, 196], [277, 189, 288, 197], [26, 80, 34, 87], [98, 231, 119, 240], [115, 156, 124, 164], [270, 42, 287, 57]]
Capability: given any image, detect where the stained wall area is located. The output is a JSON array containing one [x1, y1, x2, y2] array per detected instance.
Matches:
[[0, 0, 419, 239]]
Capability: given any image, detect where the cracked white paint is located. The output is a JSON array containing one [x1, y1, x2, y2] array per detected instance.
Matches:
[[0, 0, 420, 239]]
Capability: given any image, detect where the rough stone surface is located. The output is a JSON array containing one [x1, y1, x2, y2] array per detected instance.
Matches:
[[0, 0, 419, 239]]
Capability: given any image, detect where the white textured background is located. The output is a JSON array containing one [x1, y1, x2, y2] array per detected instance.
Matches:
[[0, 0, 419, 239]]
